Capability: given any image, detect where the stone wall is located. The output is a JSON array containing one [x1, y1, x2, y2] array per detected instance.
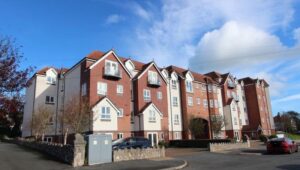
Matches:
[[8, 134, 86, 167], [209, 141, 250, 153], [113, 147, 165, 162]]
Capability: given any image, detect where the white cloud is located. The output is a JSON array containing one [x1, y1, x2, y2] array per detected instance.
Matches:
[[189, 21, 299, 72], [129, 0, 295, 67], [131, 2, 152, 20], [273, 93, 300, 103], [105, 14, 124, 24], [294, 27, 300, 44]]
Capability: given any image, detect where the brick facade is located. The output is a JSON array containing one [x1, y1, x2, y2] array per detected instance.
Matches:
[[23, 49, 275, 142]]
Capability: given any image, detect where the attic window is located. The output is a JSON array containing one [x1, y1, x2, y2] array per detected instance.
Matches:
[[46, 76, 56, 85]]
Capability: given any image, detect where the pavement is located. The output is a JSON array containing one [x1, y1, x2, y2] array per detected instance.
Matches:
[[0, 141, 186, 170]]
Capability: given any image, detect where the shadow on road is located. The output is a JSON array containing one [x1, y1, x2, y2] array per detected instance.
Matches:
[[276, 164, 300, 170]]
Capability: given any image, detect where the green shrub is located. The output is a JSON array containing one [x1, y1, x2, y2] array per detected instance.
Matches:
[[268, 135, 277, 139], [259, 134, 268, 142], [158, 140, 168, 148], [169, 139, 230, 148]]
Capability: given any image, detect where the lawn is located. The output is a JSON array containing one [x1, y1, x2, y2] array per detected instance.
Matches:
[[286, 133, 300, 140]]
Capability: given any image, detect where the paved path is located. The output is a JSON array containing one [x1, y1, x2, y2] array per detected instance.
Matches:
[[0, 142, 184, 170]]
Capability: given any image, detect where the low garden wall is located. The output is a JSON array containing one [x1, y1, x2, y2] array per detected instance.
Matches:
[[209, 141, 250, 152], [113, 147, 165, 162], [5, 134, 86, 167], [169, 139, 231, 148]]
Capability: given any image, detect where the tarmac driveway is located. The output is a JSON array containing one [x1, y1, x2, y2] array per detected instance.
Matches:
[[172, 145, 300, 170], [0, 142, 184, 170]]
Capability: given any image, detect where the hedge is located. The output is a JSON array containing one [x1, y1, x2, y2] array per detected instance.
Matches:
[[169, 139, 231, 148]]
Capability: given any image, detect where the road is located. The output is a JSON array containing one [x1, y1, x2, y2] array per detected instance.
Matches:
[[174, 148, 300, 170]]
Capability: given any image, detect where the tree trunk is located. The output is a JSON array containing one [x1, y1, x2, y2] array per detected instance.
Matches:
[[41, 133, 45, 142], [35, 133, 38, 141], [63, 128, 68, 145]]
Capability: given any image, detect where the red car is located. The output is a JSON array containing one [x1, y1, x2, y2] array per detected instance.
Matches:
[[267, 138, 298, 154]]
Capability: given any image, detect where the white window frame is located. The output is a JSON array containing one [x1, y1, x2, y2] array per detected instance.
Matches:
[[213, 86, 217, 93], [203, 99, 208, 108], [118, 108, 123, 117], [172, 97, 178, 107], [45, 96, 54, 104], [143, 89, 151, 101], [214, 99, 218, 108], [196, 98, 201, 105], [171, 80, 177, 89], [46, 76, 56, 85], [227, 91, 231, 98], [100, 107, 111, 120], [149, 110, 156, 122], [202, 84, 206, 91], [117, 133, 123, 139], [186, 81, 193, 93], [209, 99, 214, 108], [208, 84, 212, 92], [97, 82, 107, 95], [157, 91, 162, 100], [81, 83, 87, 96], [105, 60, 119, 75], [188, 97, 193, 106], [117, 84, 123, 94], [148, 71, 158, 83], [174, 114, 179, 124], [234, 117, 238, 125]]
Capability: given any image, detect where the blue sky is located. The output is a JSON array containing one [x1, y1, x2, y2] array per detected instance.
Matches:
[[1, 0, 300, 115]]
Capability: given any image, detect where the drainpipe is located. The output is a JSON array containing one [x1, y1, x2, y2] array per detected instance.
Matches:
[[54, 75, 60, 137], [205, 78, 213, 139], [31, 76, 37, 136], [168, 77, 174, 140]]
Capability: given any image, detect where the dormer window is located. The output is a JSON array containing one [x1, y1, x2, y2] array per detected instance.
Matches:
[[46, 76, 56, 85], [186, 81, 193, 93]]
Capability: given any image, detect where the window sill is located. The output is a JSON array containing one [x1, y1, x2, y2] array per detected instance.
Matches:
[[117, 116, 123, 118], [100, 118, 111, 121], [45, 102, 55, 105], [149, 120, 156, 123], [46, 82, 56, 85]]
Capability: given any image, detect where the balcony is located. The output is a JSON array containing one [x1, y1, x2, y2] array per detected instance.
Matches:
[[227, 81, 235, 89], [234, 95, 239, 102], [148, 77, 161, 87], [103, 67, 122, 79]]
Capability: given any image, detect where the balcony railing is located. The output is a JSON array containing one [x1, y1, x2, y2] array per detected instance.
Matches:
[[148, 78, 161, 87], [104, 67, 122, 79]]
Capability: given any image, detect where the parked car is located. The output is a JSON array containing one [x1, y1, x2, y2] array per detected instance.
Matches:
[[267, 138, 298, 154], [112, 137, 152, 150]]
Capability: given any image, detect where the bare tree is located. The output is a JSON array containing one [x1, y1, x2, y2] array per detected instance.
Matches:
[[61, 97, 91, 145], [210, 115, 225, 138], [31, 105, 53, 141]]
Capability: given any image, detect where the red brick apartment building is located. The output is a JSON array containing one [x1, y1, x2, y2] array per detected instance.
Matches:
[[239, 77, 275, 138], [22, 49, 275, 143]]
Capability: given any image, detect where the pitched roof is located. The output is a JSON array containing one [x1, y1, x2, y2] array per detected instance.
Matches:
[[239, 77, 258, 85], [36, 67, 69, 75], [165, 65, 217, 84], [85, 50, 106, 60]]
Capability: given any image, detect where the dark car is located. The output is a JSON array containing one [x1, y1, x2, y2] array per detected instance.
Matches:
[[267, 138, 298, 154], [112, 137, 152, 150]]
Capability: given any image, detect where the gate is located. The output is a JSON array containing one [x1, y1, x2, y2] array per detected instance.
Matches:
[[87, 134, 112, 165]]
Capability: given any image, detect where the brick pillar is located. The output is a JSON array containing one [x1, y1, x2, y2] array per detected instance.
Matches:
[[72, 134, 86, 167]]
